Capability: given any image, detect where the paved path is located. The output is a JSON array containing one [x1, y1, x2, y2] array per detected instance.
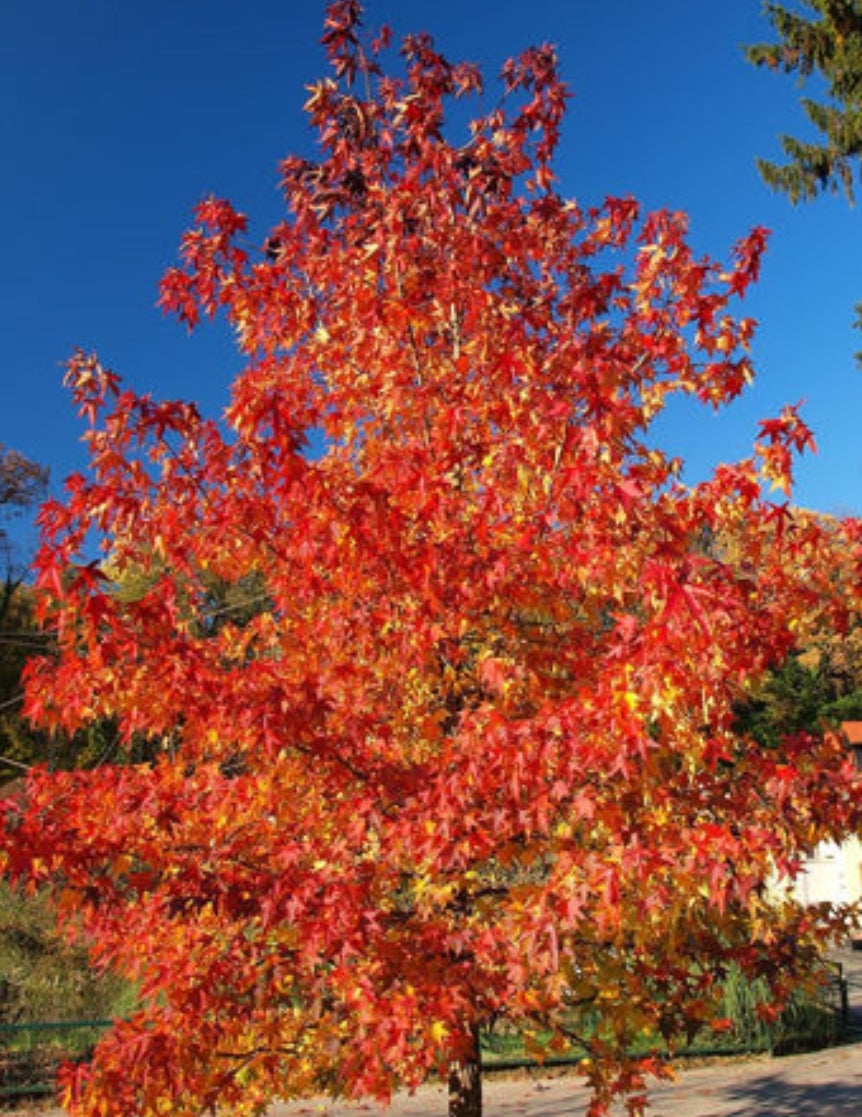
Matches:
[[13, 1042, 862, 1117], [268, 1042, 862, 1117]]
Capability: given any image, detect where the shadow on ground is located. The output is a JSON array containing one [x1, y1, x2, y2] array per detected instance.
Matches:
[[708, 1069, 862, 1117]]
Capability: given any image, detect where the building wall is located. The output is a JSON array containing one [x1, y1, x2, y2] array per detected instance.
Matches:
[[795, 838, 862, 907]]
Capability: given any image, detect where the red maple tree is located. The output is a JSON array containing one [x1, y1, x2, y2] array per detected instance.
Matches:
[[4, 5, 862, 1116]]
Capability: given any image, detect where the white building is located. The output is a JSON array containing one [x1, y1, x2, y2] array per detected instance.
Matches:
[[792, 723, 862, 941]]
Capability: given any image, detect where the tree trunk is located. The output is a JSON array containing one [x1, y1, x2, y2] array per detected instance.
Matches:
[[448, 1024, 482, 1117]]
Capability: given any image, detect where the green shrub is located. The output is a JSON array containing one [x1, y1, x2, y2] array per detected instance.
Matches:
[[0, 883, 132, 1026], [480, 961, 845, 1066]]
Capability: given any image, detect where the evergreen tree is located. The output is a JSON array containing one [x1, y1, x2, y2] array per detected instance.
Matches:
[[747, 1, 862, 204], [747, 2, 862, 362]]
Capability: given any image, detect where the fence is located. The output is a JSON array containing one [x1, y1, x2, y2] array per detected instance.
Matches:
[[0, 968, 851, 1100], [772, 959, 849, 1055], [483, 961, 851, 1069], [0, 1019, 110, 1101]]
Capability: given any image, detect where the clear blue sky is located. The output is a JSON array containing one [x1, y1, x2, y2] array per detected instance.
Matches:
[[2, 0, 860, 539]]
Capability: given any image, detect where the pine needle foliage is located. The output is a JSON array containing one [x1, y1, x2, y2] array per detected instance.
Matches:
[[746, 2, 862, 365], [747, 1, 862, 204]]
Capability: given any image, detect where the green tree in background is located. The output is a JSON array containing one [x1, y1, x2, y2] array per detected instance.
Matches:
[[747, 1, 862, 204], [733, 625, 862, 746], [0, 447, 47, 605], [746, 1, 862, 361], [0, 584, 52, 780], [0, 449, 49, 781], [1, 566, 269, 781], [0, 449, 130, 780], [0, 453, 131, 1032]]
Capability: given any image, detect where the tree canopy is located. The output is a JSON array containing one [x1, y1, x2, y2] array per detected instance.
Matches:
[[3, 5, 862, 1117]]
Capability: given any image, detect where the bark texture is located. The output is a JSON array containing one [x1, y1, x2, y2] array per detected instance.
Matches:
[[448, 1025, 482, 1117]]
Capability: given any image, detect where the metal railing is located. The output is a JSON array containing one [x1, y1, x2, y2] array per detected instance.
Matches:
[[0, 1019, 111, 1099], [0, 972, 851, 1101]]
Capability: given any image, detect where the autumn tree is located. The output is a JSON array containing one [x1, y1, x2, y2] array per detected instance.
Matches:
[[3, 5, 862, 1117]]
